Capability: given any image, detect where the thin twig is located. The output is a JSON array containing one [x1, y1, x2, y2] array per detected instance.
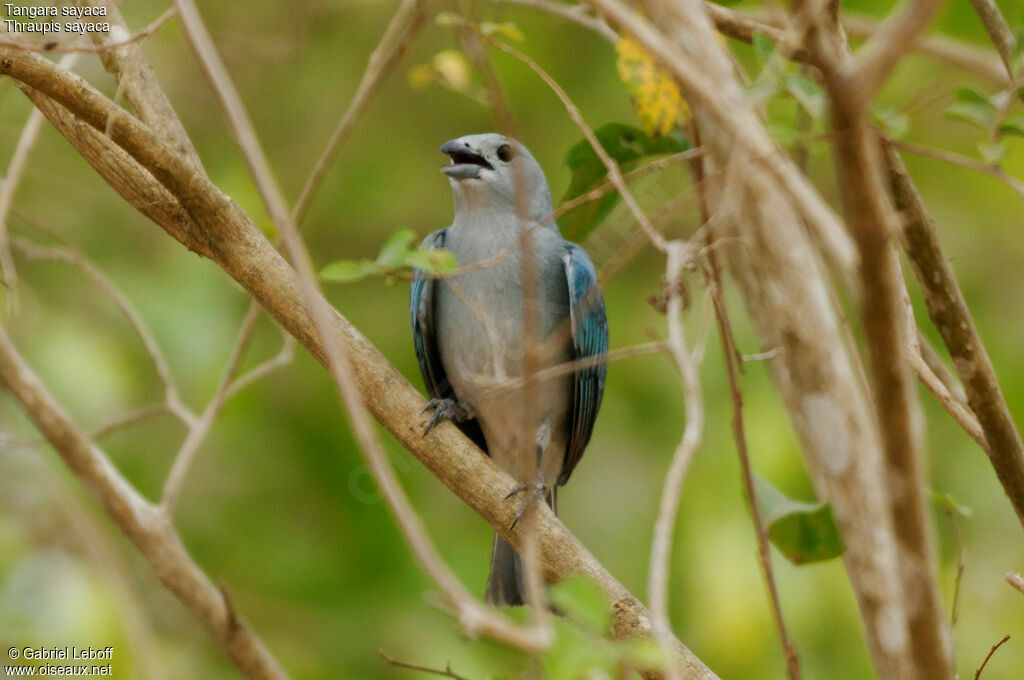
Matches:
[[483, 341, 667, 394], [379, 650, 473, 680], [161, 300, 263, 513], [90, 403, 170, 440], [0, 7, 176, 53], [890, 140, 1024, 201], [458, 22, 553, 633], [918, 330, 967, 403], [974, 634, 1010, 679], [226, 333, 296, 399], [693, 119, 800, 679], [647, 242, 705, 680], [550, 149, 705, 221], [292, 0, 429, 224], [909, 324, 987, 451], [486, 37, 668, 252], [10, 235, 195, 427], [0, 53, 78, 312], [482, 0, 618, 43]]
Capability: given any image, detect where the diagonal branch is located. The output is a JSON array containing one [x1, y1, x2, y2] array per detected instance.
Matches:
[[292, 0, 430, 224], [966, 0, 1020, 81]]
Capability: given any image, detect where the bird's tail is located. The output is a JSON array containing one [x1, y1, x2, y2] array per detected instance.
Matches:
[[485, 488, 556, 608]]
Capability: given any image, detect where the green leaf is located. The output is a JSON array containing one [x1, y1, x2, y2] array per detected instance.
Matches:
[[754, 474, 843, 564], [978, 141, 1007, 165], [375, 229, 416, 268], [480, 20, 524, 42], [784, 74, 824, 119], [549, 575, 611, 632], [320, 260, 375, 283], [998, 114, 1024, 138], [558, 123, 689, 241], [932, 491, 973, 517], [751, 33, 776, 66], [954, 85, 995, 108], [434, 11, 463, 26], [404, 248, 458, 274], [945, 101, 996, 130], [767, 122, 801, 147]]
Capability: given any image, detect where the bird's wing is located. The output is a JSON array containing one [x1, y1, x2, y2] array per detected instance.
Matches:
[[410, 229, 489, 452], [558, 243, 609, 486]]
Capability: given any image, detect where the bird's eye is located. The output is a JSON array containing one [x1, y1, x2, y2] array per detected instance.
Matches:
[[496, 143, 513, 162]]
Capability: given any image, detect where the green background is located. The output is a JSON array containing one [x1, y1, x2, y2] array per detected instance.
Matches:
[[1, 0, 1023, 678]]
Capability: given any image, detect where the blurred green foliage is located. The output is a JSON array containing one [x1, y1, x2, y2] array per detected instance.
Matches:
[[2, 0, 1024, 679]]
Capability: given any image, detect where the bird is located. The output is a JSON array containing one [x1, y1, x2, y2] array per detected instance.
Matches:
[[410, 133, 608, 607]]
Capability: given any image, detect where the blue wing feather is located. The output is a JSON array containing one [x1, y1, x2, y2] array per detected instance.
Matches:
[[410, 229, 489, 453], [558, 243, 608, 486]]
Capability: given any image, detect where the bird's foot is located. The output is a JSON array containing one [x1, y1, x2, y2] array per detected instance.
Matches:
[[421, 397, 474, 435], [505, 475, 546, 531]]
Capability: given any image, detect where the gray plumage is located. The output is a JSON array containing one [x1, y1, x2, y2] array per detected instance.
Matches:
[[411, 134, 608, 607]]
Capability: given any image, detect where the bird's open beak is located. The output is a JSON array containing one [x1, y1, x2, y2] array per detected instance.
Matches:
[[440, 139, 493, 180]]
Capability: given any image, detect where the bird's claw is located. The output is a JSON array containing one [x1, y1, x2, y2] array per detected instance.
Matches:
[[421, 397, 473, 435], [506, 478, 545, 531]]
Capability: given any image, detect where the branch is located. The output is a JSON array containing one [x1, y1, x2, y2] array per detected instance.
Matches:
[[704, 4, 810, 63], [815, 10, 954, 676], [846, 0, 947, 105], [0, 38, 717, 680], [966, 0, 1020, 81], [0, 324, 290, 680], [883, 143, 1024, 529]]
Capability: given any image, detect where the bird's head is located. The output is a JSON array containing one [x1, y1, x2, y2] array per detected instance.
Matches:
[[440, 134, 553, 225]]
